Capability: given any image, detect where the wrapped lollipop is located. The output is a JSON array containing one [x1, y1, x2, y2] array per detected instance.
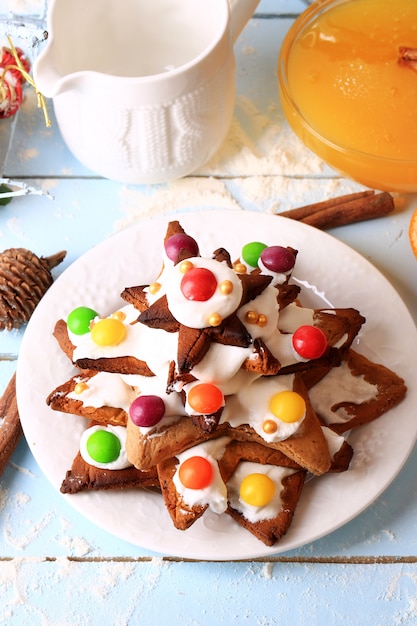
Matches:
[[0, 35, 50, 125], [0, 44, 31, 118]]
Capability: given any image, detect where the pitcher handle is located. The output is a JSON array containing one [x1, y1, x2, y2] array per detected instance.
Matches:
[[228, 0, 261, 43]]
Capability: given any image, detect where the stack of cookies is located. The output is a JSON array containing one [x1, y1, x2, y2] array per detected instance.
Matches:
[[46, 221, 406, 546]]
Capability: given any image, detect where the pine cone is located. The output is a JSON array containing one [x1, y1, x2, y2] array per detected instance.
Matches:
[[0, 248, 66, 330]]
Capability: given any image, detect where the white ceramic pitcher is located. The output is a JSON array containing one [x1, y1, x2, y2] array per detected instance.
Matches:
[[33, 0, 260, 185]]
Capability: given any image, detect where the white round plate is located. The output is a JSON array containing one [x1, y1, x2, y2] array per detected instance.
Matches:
[[17, 210, 417, 560]]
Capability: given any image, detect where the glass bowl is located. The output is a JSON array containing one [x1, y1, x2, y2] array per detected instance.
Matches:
[[278, 0, 417, 192]]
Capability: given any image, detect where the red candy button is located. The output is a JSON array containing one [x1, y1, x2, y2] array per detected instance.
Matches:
[[260, 246, 296, 273], [180, 267, 217, 301], [292, 325, 327, 359], [129, 395, 166, 427], [164, 233, 199, 262]]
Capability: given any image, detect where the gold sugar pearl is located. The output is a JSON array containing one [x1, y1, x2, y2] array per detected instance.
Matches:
[[208, 312, 222, 327], [257, 314, 268, 327], [148, 281, 161, 295], [112, 310, 126, 322], [179, 260, 194, 274], [233, 262, 247, 274], [74, 382, 89, 394], [245, 310, 259, 324], [263, 419, 278, 434], [219, 279, 233, 295]]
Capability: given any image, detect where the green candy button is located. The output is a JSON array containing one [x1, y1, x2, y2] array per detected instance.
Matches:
[[241, 241, 267, 268], [67, 306, 98, 335], [86, 430, 121, 464]]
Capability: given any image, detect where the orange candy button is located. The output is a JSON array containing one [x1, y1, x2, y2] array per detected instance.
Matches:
[[187, 383, 224, 414], [178, 456, 214, 489]]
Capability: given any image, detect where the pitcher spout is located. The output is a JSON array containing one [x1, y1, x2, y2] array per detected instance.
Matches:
[[33, 44, 70, 98]]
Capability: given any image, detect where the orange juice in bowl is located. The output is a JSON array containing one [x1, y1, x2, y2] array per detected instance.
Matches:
[[278, 0, 417, 192]]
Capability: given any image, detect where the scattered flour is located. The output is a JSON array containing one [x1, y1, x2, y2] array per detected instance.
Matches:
[[380, 570, 417, 626], [57, 535, 92, 557], [381, 529, 397, 542], [41, 178, 60, 192], [3, 509, 54, 550], [243, 46, 257, 56], [5, 216, 28, 240], [9, 462, 37, 478], [196, 94, 326, 177], [116, 176, 242, 230], [12, 491, 30, 506], [88, 561, 137, 599], [22, 147, 39, 161], [261, 562, 275, 579]]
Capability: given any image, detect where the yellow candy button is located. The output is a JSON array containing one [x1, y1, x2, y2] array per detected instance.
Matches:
[[269, 390, 305, 423], [91, 318, 127, 346], [240, 473, 275, 507]]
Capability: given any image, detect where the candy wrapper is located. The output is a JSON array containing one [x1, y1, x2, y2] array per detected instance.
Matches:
[[0, 44, 31, 118]]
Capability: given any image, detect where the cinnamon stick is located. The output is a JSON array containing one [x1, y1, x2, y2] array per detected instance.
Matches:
[[0, 372, 23, 476], [279, 190, 375, 222], [279, 191, 395, 230]]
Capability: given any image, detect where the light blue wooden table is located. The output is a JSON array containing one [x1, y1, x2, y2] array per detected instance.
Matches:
[[1, 1, 417, 624]]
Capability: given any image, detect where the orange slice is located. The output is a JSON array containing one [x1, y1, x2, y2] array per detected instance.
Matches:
[[409, 207, 417, 259]]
